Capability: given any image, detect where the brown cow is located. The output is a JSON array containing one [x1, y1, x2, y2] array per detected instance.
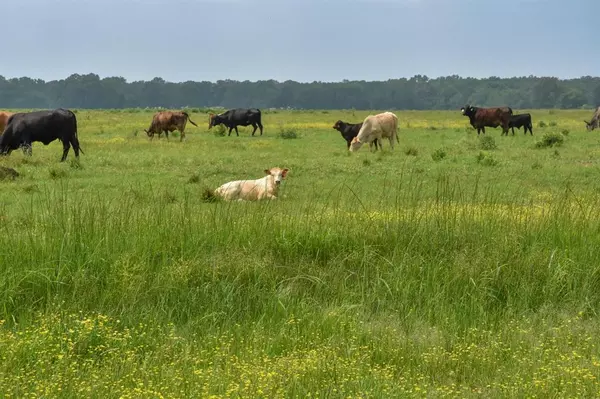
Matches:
[[461, 104, 513, 135], [584, 106, 600, 131], [144, 111, 198, 141], [0, 111, 14, 134]]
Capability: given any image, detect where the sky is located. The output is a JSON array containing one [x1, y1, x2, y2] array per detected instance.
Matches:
[[2, 0, 598, 83]]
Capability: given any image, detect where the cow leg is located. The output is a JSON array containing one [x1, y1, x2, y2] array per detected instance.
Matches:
[[251, 123, 257, 136], [235, 126, 240, 137], [258, 122, 264, 136], [180, 129, 185, 142], [70, 136, 81, 158], [61, 140, 71, 162], [228, 127, 234, 136], [511, 127, 515, 135]]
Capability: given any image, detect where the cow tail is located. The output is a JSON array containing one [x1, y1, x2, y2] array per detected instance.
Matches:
[[183, 112, 198, 127], [72, 111, 84, 155]]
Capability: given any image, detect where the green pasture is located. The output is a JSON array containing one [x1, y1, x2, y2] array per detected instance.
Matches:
[[1, 108, 600, 397]]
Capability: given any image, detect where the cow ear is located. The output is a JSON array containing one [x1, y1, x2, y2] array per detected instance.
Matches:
[[264, 169, 271, 175], [282, 168, 289, 177]]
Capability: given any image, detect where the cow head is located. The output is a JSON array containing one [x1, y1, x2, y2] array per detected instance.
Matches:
[[144, 129, 152, 137], [585, 121, 595, 131], [349, 136, 363, 152], [265, 167, 289, 186], [461, 105, 476, 118], [208, 113, 218, 129], [332, 120, 343, 131]]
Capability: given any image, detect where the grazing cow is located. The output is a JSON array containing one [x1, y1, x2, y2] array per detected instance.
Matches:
[[145, 111, 197, 141], [584, 106, 600, 131], [205, 167, 289, 201], [461, 104, 512, 135], [349, 111, 399, 152], [509, 113, 533, 135], [208, 108, 263, 136], [0, 108, 83, 162], [0, 111, 13, 133], [332, 120, 380, 150]]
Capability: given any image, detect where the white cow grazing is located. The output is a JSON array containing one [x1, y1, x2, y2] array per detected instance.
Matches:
[[213, 167, 289, 201], [349, 111, 399, 152]]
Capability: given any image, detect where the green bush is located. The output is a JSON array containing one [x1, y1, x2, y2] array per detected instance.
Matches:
[[479, 136, 497, 150], [536, 133, 564, 148], [277, 127, 299, 139]]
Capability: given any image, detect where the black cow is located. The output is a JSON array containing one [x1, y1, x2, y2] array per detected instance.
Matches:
[[332, 120, 381, 150], [509, 113, 533, 135], [0, 108, 83, 162], [208, 108, 263, 136]]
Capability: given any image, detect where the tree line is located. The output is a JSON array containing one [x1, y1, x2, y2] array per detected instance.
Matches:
[[1, 73, 599, 110]]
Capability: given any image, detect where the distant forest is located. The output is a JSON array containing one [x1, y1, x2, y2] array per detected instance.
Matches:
[[1, 73, 599, 110]]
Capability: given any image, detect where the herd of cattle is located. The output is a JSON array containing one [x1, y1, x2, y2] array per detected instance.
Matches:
[[0, 105, 598, 164]]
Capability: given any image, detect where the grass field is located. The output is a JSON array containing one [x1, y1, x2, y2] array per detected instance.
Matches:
[[1, 108, 600, 397]]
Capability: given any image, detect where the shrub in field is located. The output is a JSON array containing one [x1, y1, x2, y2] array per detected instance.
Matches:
[[479, 135, 497, 150], [213, 125, 226, 137], [536, 133, 564, 148], [561, 129, 570, 136], [277, 127, 299, 139], [549, 121, 557, 127], [476, 151, 498, 166], [431, 148, 447, 161], [538, 120, 547, 128]]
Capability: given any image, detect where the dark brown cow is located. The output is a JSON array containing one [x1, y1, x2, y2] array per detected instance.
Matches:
[[0, 111, 13, 133], [584, 106, 600, 131], [144, 111, 198, 141], [461, 104, 513, 135]]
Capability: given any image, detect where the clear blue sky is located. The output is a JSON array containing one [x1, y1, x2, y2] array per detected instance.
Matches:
[[2, 0, 598, 82]]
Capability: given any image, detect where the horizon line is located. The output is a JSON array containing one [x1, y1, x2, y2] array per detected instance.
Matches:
[[1, 73, 599, 84]]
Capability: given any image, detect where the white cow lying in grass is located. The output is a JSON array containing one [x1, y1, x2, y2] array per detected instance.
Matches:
[[205, 167, 289, 201], [349, 111, 399, 152]]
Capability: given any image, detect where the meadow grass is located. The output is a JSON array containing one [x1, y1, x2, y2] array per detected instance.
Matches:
[[1, 108, 600, 397]]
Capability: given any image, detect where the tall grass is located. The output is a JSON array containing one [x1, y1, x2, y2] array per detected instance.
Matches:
[[1, 108, 600, 396], [2, 177, 600, 396]]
